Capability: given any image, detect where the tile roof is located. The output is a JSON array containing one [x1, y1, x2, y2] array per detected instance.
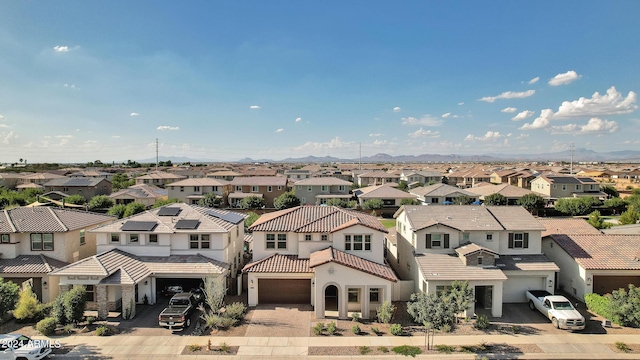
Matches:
[[44, 177, 108, 187], [538, 218, 602, 237], [228, 192, 264, 199], [354, 185, 416, 199], [230, 176, 287, 186], [249, 206, 387, 234], [293, 177, 353, 186], [16, 183, 44, 189], [242, 254, 311, 273], [484, 207, 546, 231], [109, 184, 168, 199], [166, 178, 229, 187], [415, 253, 508, 281], [0, 255, 69, 274], [455, 243, 498, 257], [495, 254, 559, 272], [409, 183, 476, 197], [466, 184, 544, 198], [397, 205, 503, 232], [309, 247, 398, 282], [136, 171, 187, 180], [0, 207, 114, 233], [20, 173, 65, 180], [549, 234, 640, 270], [358, 171, 400, 179]]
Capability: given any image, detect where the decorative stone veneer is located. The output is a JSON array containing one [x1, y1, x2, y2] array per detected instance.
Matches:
[[96, 285, 108, 319], [121, 285, 136, 319]]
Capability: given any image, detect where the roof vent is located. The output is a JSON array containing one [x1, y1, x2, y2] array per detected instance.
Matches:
[[513, 257, 521, 261], [446, 216, 452, 220]]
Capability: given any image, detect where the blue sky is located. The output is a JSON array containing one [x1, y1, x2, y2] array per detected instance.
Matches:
[[0, 1, 638, 163]]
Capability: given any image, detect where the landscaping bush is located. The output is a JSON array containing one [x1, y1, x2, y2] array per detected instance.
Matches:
[[326, 321, 337, 335], [351, 324, 361, 335], [610, 284, 640, 327], [203, 313, 237, 329], [51, 295, 66, 325], [37, 302, 53, 321], [351, 312, 360, 322], [370, 326, 381, 335], [359, 346, 371, 355], [63, 286, 87, 324], [376, 300, 395, 324], [313, 322, 325, 335], [188, 344, 202, 352], [392, 345, 422, 357], [14, 286, 41, 321], [62, 324, 74, 334], [474, 314, 490, 330], [85, 316, 96, 325], [435, 344, 457, 353], [36, 317, 57, 336], [616, 341, 631, 353], [378, 346, 389, 353], [224, 302, 247, 321], [440, 324, 452, 333], [585, 293, 615, 322], [0, 277, 20, 320], [95, 325, 111, 336], [390, 323, 403, 336]]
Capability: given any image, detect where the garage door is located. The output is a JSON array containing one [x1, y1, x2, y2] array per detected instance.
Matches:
[[258, 279, 311, 304], [593, 276, 640, 295], [502, 277, 545, 303]]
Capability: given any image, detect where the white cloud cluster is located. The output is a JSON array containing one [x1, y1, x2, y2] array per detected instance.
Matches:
[[53, 45, 69, 52], [369, 133, 382, 137], [550, 118, 619, 134], [275, 128, 284, 133], [465, 131, 504, 141], [528, 77, 540, 84], [501, 107, 517, 113], [249, 105, 261, 109], [63, 83, 76, 88], [441, 112, 460, 118], [401, 115, 443, 127], [512, 110, 534, 121], [409, 128, 440, 138], [393, 107, 401, 112], [1, 131, 17, 144], [294, 136, 354, 151], [157, 126, 179, 131], [130, 112, 140, 117], [521, 87, 637, 130], [548, 70, 581, 86], [295, 117, 302, 122], [479, 90, 535, 103], [458, 102, 464, 106]]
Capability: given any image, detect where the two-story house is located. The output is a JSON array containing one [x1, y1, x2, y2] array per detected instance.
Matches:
[[353, 185, 417, 207], [530, 175, 605, 202], [0, 207, 113, 302], [466, 184, 546, 205], [109, 184, 168, 206], [228, 176, 288, 208], [165, 178, 230, 205], [392, 205, 557, 317], [400, 170, 443, 187], [50, 203, 246, 319], [284, 169, 313, 180], [294, 177, 353, 205], [243, 206, 397, 320], [446, 169, 492, 188], [356, 171, 400, 187], [409, 183, 477, 205], [134, 171, 186, 188], [43, 177, 113, 200]]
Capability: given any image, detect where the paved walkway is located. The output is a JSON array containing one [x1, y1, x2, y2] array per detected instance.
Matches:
[[51, 333, 640, 359]]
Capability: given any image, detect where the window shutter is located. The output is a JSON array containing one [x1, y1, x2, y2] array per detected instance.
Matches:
[[444, 234, 450, 248], [508, 233, 514, 248], [523, 233, 529, 248], [426, 234, 432, 249]]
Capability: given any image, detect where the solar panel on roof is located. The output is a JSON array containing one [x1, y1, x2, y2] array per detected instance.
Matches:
[[174, 219, 200, 229], [205, 209, 244, 224], [157, 207, 182, 216], [121, 221, 158, 232]]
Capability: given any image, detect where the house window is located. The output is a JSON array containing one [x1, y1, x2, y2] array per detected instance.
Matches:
[[180, 186, 184, 192], [251, 186, 259, 192], [553, 184, 557, 189], [369, 288, 380, 302], [436, 285, 452, 296], [462, 232, 470, 242], [321, 185, 328, 192], [321, 234, 328, 241], [576, 184, 582, 191], [267, 186, 272, 192], [266, 234, 276, 248], [345, 235, 371, 251], [562, 184, 567, 190], [431, 197, 439, 203], [85, 285, 95, 302], [129, 234, 139, 243], [111, 233, 120, 243], [277, 234, 287, 249], [190, 234, 199, 249], [339, 185, 345, 191], [278, 186, 282, 190], [149, 234, 158, 243], [477, 256, 483, 265], [307, 186, 312, 192], [212, 186, 219, 192], [426, 233, 449, 249], [194, 186, 200, 192], [486, 233, 493, 241], [236, 185, 242, 192], [305, 234, 312, 241], [348, 288, 359, 303], [508, 233, 529, 249], [80, 229, 86, 245], [201, 234, 210, 249], [30, 233, 54, 251], [0, 234, 9, 243]]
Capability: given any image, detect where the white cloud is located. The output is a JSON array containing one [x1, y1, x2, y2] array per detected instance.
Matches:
[[548, 70, 581, 86], [130, 112, 140, 117], [0, 115, 4, 121], [501, 107, 518, 113], [53, 45, 69, 52], [249, 105, 261, 109], [520, 109, 554, 130], [528, 76, 540, 84], [369, 133, 382, 137], [0, 124, 7, 128], [479, 90, 535, 103], [515, 133, 530, 140], [157, 126, 179, 131], [112, 135, 121, 138], [393, 107, 401, 112], [294, 136, 355, 151], [458, 102, 464, 106], [465, 131, 504, 141], [550, 118, 619, 134], [63, 83, 76, 88], [56, 135, 74, 139], [512, 110, 535, 121], [408, 128, 441, 138], [275, 128, 284, 133], [441, 112, 460, 119], [1, 131, 18, 144], [372, 139, 389, 146], [295, 117, 302, 122], [554, 86, 637, 118], [401, 115, 443, 127]]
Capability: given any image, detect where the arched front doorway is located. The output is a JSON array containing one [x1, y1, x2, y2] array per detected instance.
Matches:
[[324, 285, 338, 317]]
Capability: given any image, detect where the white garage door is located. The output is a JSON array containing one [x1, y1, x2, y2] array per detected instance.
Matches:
[[503, 277, 545, 303]]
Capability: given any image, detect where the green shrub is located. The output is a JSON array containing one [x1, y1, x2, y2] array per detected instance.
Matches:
[[616, 341, 631, 353], [359, 346, 371, 355], [351, 324, 361, 335], [326, 321, 337, 335], [62, 324, 74, 334], [370, 326, 381, 335], [95, 325, 111, 336], [188, 344, 202, 352], [63, 286, 87, 324], [476, 341, 491, 352], [85, 316, 96, 325], [13, 286, 41, 320], [51, 295, 66, 325], [435, 344, 456, 353], [511, 325, 521, 334], [378, 346, 389, 353], [376, 300, 396, 324], [351, 312, 360, 322], [203, 313, 237, 329], [390, 323, 403, 336], [610, 284, 640, 327], [225, 302, 247, 321], [440, 324, 452, 333], [313, 322, 325, 335], [392, 345, 422, 357], [37, 302, 53, 321], [0, 278, 20, 320], [585, 293, 615, 322], [36, 317, 57, 336], [219, 342, 230, 353], [474, 314, 490, 330]]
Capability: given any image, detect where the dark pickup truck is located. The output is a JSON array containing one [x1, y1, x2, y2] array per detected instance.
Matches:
[[158, 292, 198, 330]]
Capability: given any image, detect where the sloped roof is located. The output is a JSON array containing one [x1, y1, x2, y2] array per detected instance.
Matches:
[[109, 184, 167, 199], [242, 254, 311, 273], [166, 178, 229, 187], [415, 253, 507, 281], [309, 247, 397, 282], [455, 243, 498, 257], [358, 171, 400, 179], [495, 254, 559, 272], [410, 183, 476, 197], [20, 173, 65, 180], [538, 218, 602, 237], [549, 234, 640, 270], [0, 255, 69, 274], [136, 171, 186, 180], [354, 185, 416, 199], [248, 206, 387, 233], [483, 207, 546, 231], [0, 207, 114, 233], [44, 177, 109, 187], [466, 183, 543, 198], [294, 177, 352, 186], [230, 176, 287, 186]]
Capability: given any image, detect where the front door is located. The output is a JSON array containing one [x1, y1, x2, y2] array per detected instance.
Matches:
[[484, 286, 492, 309]]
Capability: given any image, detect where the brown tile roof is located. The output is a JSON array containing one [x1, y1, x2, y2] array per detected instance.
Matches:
[[242, 254, 312, 273], [397, 205, 503, 232], [495, 254, 559, 272], [230, 176, 286, 186], [0, 255, 69, 274], [309, 247, 398, 282], [409, 183, 476, 197], [358, 171, 400, 179], [455, 243, 498, 257], [294, 177, 352, 186], [538, 218, 602, 237], [136, 171, 186, 180], [249, 206, 387, 234], [466, 183, 543, 198], [109, 184, 168, 200], [1, 207, 114, 233], [166, 178, 229, 187], [484, 207, 546, 231], [415, 253, 507, 281], [354, 185, 416, 199], [549, 234, 640, 270]]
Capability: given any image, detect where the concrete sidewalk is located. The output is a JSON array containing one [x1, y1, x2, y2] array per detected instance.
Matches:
[[50, 333, 640, 359]]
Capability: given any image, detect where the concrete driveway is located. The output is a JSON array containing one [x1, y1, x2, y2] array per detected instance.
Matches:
[[245, 304, 313, 337], [116, 296, 201, 336]]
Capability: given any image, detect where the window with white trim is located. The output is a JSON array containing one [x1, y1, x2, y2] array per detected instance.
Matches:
[[426, 233, 449, 249], [194, 186, 200, 192], [128, 233, 139, 244], [149, 234, 158, 243], [369, 288, 380, 302], [348, 288, 359, 303], [436, 285, 452, 296], [339, 185, 345, 191], [0, 234, 9, 243], [508, 232, 529, 249], [486, 233, 493, 241], [344, 234, 371, 251], [251, 186, 259, 192], [31, 233, 54, 251], [267, 186, 272, 192], [80, 229, 86, 245], [236, 185, 242, 191], [321, 185, 328, 192], [307, 186, 312, 192], [111, 233, 120, 243], [266, 233, 287, 249]]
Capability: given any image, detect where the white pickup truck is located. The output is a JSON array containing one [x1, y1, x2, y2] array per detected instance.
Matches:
[[526, 290, 585, 330]]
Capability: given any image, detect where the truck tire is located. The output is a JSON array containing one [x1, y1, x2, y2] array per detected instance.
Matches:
[[552, 317, 559, 329], [528, 300, 535, 310]]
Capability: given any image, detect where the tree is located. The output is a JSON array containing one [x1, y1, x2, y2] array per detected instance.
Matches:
[[601, 185, 619, 198], [88, 195, 114, 210], [610, 284, 640, 327], [198, 193, 222, 208], [406, 291, 455, 330], [555, 197, 601, 216], [587, 210, 611, 229], [604, 197, 627, 210], [0, 278, 20, 320], [152, 198, 181, 208], [361, 199, 384, 210], [397, 181, 409, 192], [484, 193, 507, 206], [446, 281, 474, 322], [244, 212, 260, 229], [454, 195, 473, 205], [202, 276, 226, 313], [518, 193, 545, 215], [240, 196, 265, 209], [273, 191, 300, 210], [13, 286, 41, 320], [63, 286, 87, 324], [618, 205, 640, 225], [123, 202, 147, 218], [400, 198, 419, 206], [111, 173, 135, 191], [107, 204, 127, 219], [64, 194, 86, 205]]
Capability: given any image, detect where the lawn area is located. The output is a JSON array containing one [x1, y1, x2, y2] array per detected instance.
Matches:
[[379, 219, 396, 228]]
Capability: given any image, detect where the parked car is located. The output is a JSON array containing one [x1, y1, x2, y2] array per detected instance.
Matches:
[[162, 285, 183, 297], [0, 334, 53, 360], [158, 292, 198, 331], [526, 290, 585, 330]]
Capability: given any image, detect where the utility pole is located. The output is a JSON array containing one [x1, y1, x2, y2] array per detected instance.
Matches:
[[156, 138, 159, 172], [570, 143, 574, 175], [359, 143, 361, 170]]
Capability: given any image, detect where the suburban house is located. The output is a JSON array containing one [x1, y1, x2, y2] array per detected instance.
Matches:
[[165, 178, 230, 205], [353, 185, 417, 207], [228, 176, 288, 208], [284, 169, 313, 180], [294, 177, 353, 205], [490, 170, 518, 185], [243, 206, 397, 319], [0, 172, 24, 189], [20, 172, 65, 186], [0, 207, 113, 303], [240, 168, 278, 177], [109, 184, 168, 206], [542, 234, 640, 300], [409, 183, 477, 205], [466, 184, 544, 205], [69, 170, 114, 180], [393, 205, 557, 317], [312, 169, 352, 182], [505, 170, 537, 189], [206, 170, 244, 181], [400, 170, 443, 187], [530, 175, 605, 201], [356, 171, 401, 187], [446, 169, 492, 188], [43, 177, 112, 200], [134, 171, 186, 187], [50, 203, 246, 319]]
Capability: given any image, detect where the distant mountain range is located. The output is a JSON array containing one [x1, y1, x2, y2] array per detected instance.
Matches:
[[136, 149, 640, 164]]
